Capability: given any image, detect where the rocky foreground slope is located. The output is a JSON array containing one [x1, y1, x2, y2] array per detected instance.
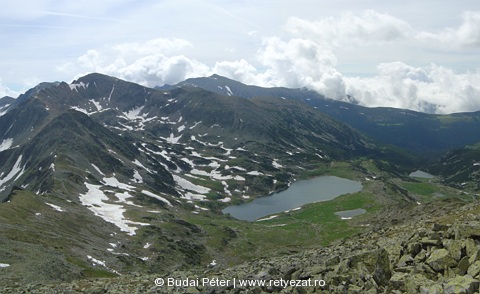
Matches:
[[4, 198, 480, 293]]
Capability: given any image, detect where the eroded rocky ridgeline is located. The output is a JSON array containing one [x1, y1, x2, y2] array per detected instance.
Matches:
[[5, 202, 480, 293]]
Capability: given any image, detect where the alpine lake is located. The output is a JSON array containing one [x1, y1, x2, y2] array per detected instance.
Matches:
[[222, 176, 363, 221]]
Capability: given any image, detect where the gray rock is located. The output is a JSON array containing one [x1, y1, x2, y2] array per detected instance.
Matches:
[[419, 284, 443, 294], [420, 237, 441, 247], [443, 239, 464, 262], [396, 254, 414, 267], [467, 260, 480, 278], [443, 275, 480, 294], [389, 272, 408, 291], [454, 222, 480, 240], [347, 248, 391, 286], [404, 273, 432, 294], [458, 256, 471, 276], [432, 223, 448, 232], [407, 242, 422, 256], [468, 249, 480, 264], [464, 238, 477, 257], [415, 249, 428, 263], [427, 249, 457, 272]]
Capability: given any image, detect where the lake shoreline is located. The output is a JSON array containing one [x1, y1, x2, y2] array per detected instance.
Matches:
[[223, 175, 362, 221]]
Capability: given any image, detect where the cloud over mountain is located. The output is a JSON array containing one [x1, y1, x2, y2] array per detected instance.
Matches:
[[345, 62, 480, 114], [52, 10, 480, 114], [0, 79, 19, 98], [58, 38, 211, 86], [417, 11, 480, 49], [285, 10, 412, 47]]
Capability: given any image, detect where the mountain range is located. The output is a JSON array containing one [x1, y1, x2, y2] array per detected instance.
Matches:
[[0, 72, 478, 286], [1, 73, 405, 203], [161, 74, 480, 158]]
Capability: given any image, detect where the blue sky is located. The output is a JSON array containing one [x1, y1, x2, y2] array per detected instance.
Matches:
[[1, 0, 480, 113]]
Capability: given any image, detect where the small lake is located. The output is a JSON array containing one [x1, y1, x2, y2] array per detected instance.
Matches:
[[409, 170, 434, 178], [335, 208, 366, 219], [222, 176, 362, 221]]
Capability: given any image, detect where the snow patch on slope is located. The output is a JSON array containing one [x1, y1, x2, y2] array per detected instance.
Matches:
[[124, 106, 145, 120], [103, 175, 135, 191], [173, 175, 210, 195], [91, 164, 105, 176], [0, 103, 10, 117], [272, 159, 283, 169], [133, 170, 143, 183], [46, 203, 65, 212], [165, 133, 182, 144], [141, 190, 172, 206], [90, 99, 103, 111], [69, 82, 87, 91], [225, 85, 233, 96], [0, 138, 13, 152], [0, 155, 25, 192], [80, 183, 148, 235]]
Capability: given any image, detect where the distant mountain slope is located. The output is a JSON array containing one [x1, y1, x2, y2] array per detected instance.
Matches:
[[0, 96, 14, 109], [163, 75, 480, 157], [427, 142, 480, 190], [0, 72, 401, 205]]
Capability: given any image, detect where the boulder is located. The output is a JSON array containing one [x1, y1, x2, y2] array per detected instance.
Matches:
[[454, 222, 480, 240], [389, 272, 408, 291], [467, 260, 480, 278], [464, 238, 477, 257], [415, 249, 428, 263], [420, 237, 441, 247], [396, 254, 414, 267], [443, 239, 464, 262], [407, 242, 422, 256], [443, 275, 480, 294], [432, 223, 448, 232], [468, 249, 480, 264], [419, 284, 443, 294], [404, 273, 433, 293], [427, 249, 457, 272], [458, 256, 471, 275], [347, 248, 391, 286]]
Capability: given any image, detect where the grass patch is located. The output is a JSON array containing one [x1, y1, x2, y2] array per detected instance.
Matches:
[[291, 192, 378, 222], [184, 191, 380, 263], [301, 162, 357, 180], [401, 181, 436, 196], [186, 175, 224, 191], [226, 157, 249, 166], [437, 115, 472, 124]]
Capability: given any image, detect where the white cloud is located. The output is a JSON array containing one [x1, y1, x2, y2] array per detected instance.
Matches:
[[58, 38, 211, 86], [286, 10, 412, 48], [213, 59, 259, 85], [345, 62, 480, 113], [255, 37, 346, 98], [417, 11, 480, 49], [111, 54, 211, 86], [60, 35, 480, 114], [0, 79, 19, 98], [55, 10, 480, 114]]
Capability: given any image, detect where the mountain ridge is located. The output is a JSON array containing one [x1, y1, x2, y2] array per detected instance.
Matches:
[[164, 74, 480, 157], [1, 72, 405, 207]]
